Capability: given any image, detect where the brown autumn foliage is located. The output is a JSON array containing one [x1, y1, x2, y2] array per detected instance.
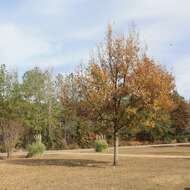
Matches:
[[61, 25, 175, 165], [171, 95, 190, 133], [130, 55, 176, 127]]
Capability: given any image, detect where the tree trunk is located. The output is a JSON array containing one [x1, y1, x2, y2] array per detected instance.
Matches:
[[113, 130, 119, 166], [48, 98, 53, 147], [7, 147, 11, 159]]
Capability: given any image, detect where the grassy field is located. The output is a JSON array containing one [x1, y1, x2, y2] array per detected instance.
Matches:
[[0, 146, 190, 190], [111, 145, 190, 156], [74, 145, 190, 156]]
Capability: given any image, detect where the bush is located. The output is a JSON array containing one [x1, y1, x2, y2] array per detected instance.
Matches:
[[95, 140, 108, 152], [176, 135, 189, 143], [27, 142, 46, 157]]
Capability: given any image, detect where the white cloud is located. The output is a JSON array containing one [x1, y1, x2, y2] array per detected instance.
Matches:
[[0, 23, 50, 68], [172, 56, 190, 97], [64, 27, 103, 41], [109, 0, 190, 98], [28, 48, 90, 69]]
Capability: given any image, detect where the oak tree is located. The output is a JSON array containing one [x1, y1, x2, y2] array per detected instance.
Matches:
[[61, 26, 175, 165]]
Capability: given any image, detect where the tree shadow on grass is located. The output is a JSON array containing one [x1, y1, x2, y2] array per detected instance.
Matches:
[[6, 158, 109, 168]]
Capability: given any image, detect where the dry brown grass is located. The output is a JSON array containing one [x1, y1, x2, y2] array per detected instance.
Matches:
[[0, 147, 190, 190], [114, 145, 190, 156], [76, 145, 190, 156]]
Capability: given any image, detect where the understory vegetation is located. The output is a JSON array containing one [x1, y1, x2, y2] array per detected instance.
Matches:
[[27, 142, 46, 157], [95, 140, 108, 152]]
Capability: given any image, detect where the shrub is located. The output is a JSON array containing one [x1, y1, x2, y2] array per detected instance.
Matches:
[[27, 142, 46, 157], [176, 135, 189, 143], [95, 140, 108, 152]]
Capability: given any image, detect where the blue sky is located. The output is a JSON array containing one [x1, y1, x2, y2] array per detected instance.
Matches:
[[0, 0, 190, 99]]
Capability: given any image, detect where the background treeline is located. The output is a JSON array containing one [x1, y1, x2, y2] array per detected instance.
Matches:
[[0, 27, 190, 155], [0, 65, 97, 153]]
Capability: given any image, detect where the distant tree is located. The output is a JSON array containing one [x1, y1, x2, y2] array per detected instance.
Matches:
[[44, 69, 60, 147], [21, 67, 64, 148], [22, 67, 48, 137], [1, 120, 22, 158], [171, 93, 190, 141], [0, 65, 23, 158]]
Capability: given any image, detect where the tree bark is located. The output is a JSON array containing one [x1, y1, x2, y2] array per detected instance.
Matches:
[[7, 147, 11, 159], [113, 130, 119, 166]]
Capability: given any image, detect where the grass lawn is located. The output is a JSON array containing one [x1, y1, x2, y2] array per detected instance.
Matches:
[[0, 146, 190, 190], [73, 145, 190, 156], [112, 145, 190, 156]]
